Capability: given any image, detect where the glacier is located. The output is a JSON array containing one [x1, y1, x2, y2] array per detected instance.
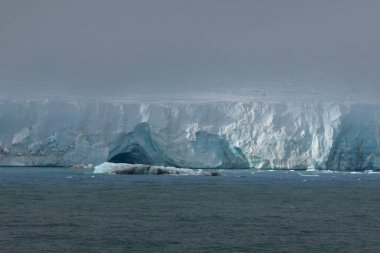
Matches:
[[0, 98, 379, 170]]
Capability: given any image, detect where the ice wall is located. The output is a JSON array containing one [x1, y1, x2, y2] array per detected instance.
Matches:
[[0, 99, 379, 170]]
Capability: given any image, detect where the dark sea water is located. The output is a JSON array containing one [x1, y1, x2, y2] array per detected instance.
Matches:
[[1, 167, 380, 253]]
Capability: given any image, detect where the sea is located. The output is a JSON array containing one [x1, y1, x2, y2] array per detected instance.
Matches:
[[1, 167, 380, 253]]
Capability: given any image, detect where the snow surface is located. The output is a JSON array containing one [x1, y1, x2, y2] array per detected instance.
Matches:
[[0, 98, 379, 170]]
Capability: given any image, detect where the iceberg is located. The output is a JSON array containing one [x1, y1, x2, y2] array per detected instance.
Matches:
[[0, 98, 379, 170], [94, 162, 220, 176]]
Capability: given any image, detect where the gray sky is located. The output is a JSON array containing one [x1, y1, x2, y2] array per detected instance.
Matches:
[[0, 0, 379, 100]]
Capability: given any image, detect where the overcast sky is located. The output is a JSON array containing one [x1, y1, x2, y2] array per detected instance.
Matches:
[[0, 0, 379, 100]]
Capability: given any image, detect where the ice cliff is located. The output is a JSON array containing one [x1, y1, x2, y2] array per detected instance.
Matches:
[[0, 99, 379, 170]]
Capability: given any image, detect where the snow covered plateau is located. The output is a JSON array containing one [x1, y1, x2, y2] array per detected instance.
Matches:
[[0, 98, 379, 170]]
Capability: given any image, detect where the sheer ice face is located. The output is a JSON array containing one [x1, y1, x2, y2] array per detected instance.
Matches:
[[0, 99, 379, 170]]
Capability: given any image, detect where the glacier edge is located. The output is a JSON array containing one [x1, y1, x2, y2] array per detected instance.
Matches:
[[0, 99, 379, 170]]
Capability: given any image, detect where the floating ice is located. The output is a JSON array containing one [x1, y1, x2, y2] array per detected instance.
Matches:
[[93, 162, 221, 176]]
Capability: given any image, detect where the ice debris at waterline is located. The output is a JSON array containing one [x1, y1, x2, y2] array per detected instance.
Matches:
[[94, 162, 221, 176], [1, 99, 380, 170], [71, 163, 94, 169]]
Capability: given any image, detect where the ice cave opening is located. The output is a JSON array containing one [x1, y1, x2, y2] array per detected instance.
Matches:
[[107, 143, 153, 164]]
